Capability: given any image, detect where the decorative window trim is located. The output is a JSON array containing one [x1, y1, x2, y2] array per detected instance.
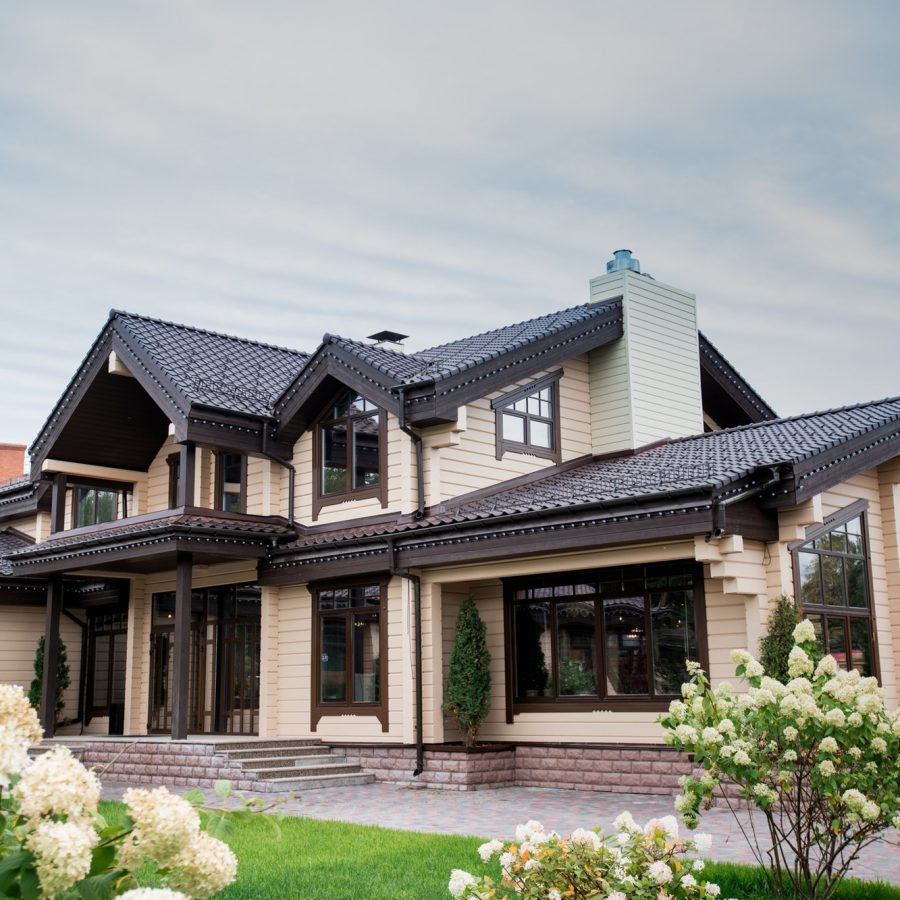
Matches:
[[311, 577, 389, 733], [791, 499, 880, 680], [312, 388, 387, 520], [215, 452, 247, 514], [502, 561, 707, 721], [491, 370, 562, 463]]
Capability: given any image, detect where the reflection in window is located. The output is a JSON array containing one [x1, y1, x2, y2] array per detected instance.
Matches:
[[217, 453, 245, 513], [320, 390, 382, 498], [794, 509, 875, 677], [74, 487, 120, 528]]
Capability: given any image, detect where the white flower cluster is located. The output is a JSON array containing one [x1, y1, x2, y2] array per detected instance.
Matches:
[[119, 892, 189, 900], [0, 685, 43, 789], [448, 868, 476, 898], [26, 819, 98, 897], [168, 831, 239, 899], [14, 746, 100, 824], [120, 787, 201, 869]]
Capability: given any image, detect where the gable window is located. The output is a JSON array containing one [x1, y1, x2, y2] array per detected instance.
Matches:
[[73, 486, 121, 528], [504, 562, 705, 716], [314, 388, 385, 515], [216, 452, 246, 513], [793, 501, 877, 678], [491, 371, 561, 462], [312, 581, 388, 731]]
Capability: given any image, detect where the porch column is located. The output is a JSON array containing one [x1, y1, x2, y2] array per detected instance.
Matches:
[[171, 552, 193, 740], [40, 575, 63, 738], [176, 442, 196, 507]]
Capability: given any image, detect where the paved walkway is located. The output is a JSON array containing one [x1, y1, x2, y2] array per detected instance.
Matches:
[[102, 782, 900, 887]]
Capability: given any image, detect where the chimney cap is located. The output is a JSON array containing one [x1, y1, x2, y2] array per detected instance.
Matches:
[[367, 330, 409, 346], [606, 249, 641, 274]]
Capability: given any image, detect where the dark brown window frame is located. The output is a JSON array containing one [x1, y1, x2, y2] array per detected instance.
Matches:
[[312, 388, 387, 520], [70, 479, 130, 529], [790, 498, 880, 681], [215, 451, 247, 514], [85, 609, 128, 721], [311, 577, 389, 733], [167, 453, 180, 509], [491, 370, 562, 463], [502, 561, 708, 721]]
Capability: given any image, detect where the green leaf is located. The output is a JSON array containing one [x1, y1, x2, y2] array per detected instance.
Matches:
[[182, 788, 205, 806], [0, 851, 33, 878], [20, 866, 39, 900], [88, 844, 117, 876], [76, 871, 122, 900], [214, 779, 232, 800]]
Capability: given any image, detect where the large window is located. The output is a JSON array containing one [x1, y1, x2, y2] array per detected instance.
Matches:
[[491, 371, 561, 462], [793, 502, 877, 678], [314, 388, 385, 515], [73, 486, 123, 528], [216, 452, 246, 513], [312, 581, 387, 731], [87, 610, 128, 722], [505, 563, 704, 715]]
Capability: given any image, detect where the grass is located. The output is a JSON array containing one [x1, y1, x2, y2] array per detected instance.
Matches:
[[100, 801, 900, 899]]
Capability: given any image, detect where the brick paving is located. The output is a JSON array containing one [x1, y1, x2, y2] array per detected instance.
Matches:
[[102, 781, 900, 887]]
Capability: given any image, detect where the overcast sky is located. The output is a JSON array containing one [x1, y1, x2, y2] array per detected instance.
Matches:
[[2, 1, 899, 454]]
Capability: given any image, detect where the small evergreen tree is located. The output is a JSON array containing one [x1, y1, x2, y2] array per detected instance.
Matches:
[[28, 634, 70, 722], [443, 598, 491, 747], [759, 594, 800, 681]]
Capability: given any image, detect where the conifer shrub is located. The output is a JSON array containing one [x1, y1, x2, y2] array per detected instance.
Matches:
[[759, 594, 801, 681], [443, 598, 491, 747], [28, 634, 70, 722]]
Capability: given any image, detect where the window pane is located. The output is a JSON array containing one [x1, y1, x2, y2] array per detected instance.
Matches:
[[827, 617, 848, 670], [797, 551, 821, 604], [502, 413, 525, 443], [845, 557, 867, 608], [222, 454, 243, 484], [513, 603, 551, 697], [512, 398, 528, 412], [556, 601, 596, 696], [322, 424, 348, 494], [352, 612, 380, 702], [330, 390, 352, 418], [93, 635, 110, 709], [821, 555, 844, 606], [652, 589, 697, 695], [348, 394, 377, 415], [849, 619, 873, 677], [604, 597, 649, 695], [76, 489, 95, 527], [111, 633, 127, 705], [320, 618, 346, 701], [529, 420, 551, 449], [809, 614, 825, 649], [829, 528, 847, 553], [527, 395, 542, 415], [96, 490, 117, 523], [353, 415, 381, 488]]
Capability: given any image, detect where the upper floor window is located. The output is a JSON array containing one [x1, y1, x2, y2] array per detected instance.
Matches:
[[216, 453, 246, 513], [314, 388, 385, 514], [73, 486, 121, 528], [793, 502, 877, 677], [167, 453, 180, 508], [491, 371, 561, 462], [505, 562, 704, 714]]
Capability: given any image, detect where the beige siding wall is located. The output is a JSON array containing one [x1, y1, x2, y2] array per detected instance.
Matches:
[[0, 605, 83, 723], [589, 270, 703, 454], [427, 358, 592, 504], [878, 458, 900, 711], [3, 515, 41, 540], [126, 576, 150, 734]]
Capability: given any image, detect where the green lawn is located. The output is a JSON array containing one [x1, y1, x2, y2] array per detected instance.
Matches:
[[101, 802, 900, 899]]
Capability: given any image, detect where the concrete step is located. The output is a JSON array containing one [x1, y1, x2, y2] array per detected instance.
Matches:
[[213, 738, 323, 753], [220, 745, 327, 761], [253, 762, 364, 780], [260, 772, 375, 790], [240, 754, 337, 771]]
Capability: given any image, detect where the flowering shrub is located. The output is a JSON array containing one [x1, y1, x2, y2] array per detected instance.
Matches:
[[0, 683, 242, 898], [448, 814, 723, 898], [662, 620, 900, 900]]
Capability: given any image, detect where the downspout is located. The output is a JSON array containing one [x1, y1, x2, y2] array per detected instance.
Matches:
[[259, 416, 296, 526], [394, 386, 425, 519], [62, 608, 87, 734], [707, 467, 783, 540], [388, 538, 424, 777]]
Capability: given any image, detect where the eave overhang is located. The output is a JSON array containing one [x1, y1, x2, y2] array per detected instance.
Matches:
[[698, 333, 777, 426], [0, 480, 51, 522]]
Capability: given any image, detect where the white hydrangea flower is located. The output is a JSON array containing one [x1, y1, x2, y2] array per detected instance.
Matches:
[[825, 708, 846, 728], [782, 749, 798, 763], [14, 746, 100, 824], [568, 828, 601, 851], [668, 700, 688, 721], [872, 737, 888, 754], [0, 684, 43, 745], [514, 819, 545, 843], [701, 726, 723, 745], [0, 723, 32, 789], [783, 725, 799, 741], [499, 851, 516, 870], [26, 819, 98, 898], [745, 659, 765, 679], [730, 649, 751, 665], [861, 801, 881, 821], [705, 884, 721, 897], [686, 660, 703, 675], [818, 760, 836, 777], [682, 873, 697, 887], [818, 737, 838, 754], [841, 789, 866, 811], [849, 712, 864, 728], [607, 893, 627, 900], [681, 682, 698, 700], [644, 815, 679, 842], [858, 694, 882, 715], [613, 810, 641, 833], [733, 749, 752, 766], [694, 833, 712, 853], [448, 869, 476, 898], [793, 620, 817, 644], [647, 859, 673, 884], [477, 839, 503, 862], [119, 787, 201, 869], [787, 647, 813, 678], [168, 832, 238, 899], [815, 655, 839, 678], [717, 718, 735, 734], [693, 858, 706, 871], [547, 891, 563, 900], [119, 892, 189, 900], [675, 724, 698, 744]]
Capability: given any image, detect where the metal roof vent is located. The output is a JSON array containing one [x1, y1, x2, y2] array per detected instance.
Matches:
[[367, 330, 409, 351], [606, 248, 641, 274]]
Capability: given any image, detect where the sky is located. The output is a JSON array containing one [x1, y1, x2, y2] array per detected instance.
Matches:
[[1, 1, 899, 452]]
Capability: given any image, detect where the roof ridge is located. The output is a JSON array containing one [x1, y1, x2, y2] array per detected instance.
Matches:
[[327, 333, 414, 358], [110, 309, 310, 359], [673, 394, 900, 445]]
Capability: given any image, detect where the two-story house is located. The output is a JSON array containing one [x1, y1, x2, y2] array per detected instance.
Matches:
[[2, 249, 898, 792]]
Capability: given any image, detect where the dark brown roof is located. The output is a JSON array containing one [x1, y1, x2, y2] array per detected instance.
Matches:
[[0, 529, 33, 575]]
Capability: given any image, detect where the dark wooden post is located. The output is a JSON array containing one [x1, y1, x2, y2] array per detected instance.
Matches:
[[50, 473, 67, 534], [40, 575, 63, 738], [176, 442, 196, 508], [171, 552, 193, 740]]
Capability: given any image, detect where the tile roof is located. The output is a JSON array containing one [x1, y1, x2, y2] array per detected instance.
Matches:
[[281, 395, 900, 551], [112, 312, 310, 417], [0, 529, 33, 575]]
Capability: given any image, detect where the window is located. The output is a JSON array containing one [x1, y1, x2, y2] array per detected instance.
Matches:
[[491, 371, 561, 462], [504, 562, 704, 716], [167, 453, 180, 508], [793, 501, 877, 678], [87, 611, 128, 720], [73, 486, 121, 528], [312, 581, 387, 731], [216, 453, 246, 513], [314, 388, 385, 515]]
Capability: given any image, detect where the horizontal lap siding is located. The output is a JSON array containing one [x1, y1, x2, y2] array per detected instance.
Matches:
[[146, 436, 176, 512], [703, 576, 749, 687], [878, 460, 900, 711]]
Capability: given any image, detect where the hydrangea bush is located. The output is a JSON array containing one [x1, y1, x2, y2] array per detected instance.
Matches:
[[448, 814, 724, 898], [0, 683, 241, 899], [662, 620, 900, 900]]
